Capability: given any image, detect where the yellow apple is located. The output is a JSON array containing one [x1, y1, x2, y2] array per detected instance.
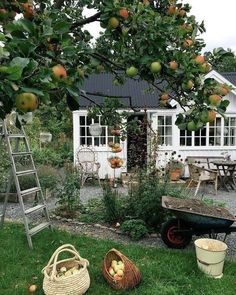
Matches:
[[117, 269, 124, 277], [111, 260, 118, 268], [109, 267, 115, 276]]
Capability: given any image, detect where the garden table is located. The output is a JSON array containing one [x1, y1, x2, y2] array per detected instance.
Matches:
[[212, 160, 236, 191]]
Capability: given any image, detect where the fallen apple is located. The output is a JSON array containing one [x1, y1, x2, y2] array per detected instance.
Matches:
[[28, 284, 37, 293]]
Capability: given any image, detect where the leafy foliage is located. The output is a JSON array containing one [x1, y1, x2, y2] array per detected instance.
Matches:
[[56, 168, 80, 213], [120, 219, 148, 240], [102, 182, 122, 223], [0, 0, 233, 131], [126, 170, 189, 227]]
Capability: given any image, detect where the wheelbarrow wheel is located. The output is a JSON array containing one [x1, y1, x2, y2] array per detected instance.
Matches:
[[161, 218, 192, 249]]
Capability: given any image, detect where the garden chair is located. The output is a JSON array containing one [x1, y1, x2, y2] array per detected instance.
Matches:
[[76, 147, 101, 187], [187, 163, 218, 196]]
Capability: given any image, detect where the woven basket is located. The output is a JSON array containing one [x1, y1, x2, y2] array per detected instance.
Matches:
[[102, 248, 141, 290], [42, 244, 90, 295]]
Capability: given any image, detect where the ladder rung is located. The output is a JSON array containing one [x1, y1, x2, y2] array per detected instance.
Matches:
[[29, 222, 50, 236], [20, 187, 40, 196], [25, 204, 46, 215], [16, 170, 36, 176], [8, 134, 25, 138], [12, 151, 32, 156]]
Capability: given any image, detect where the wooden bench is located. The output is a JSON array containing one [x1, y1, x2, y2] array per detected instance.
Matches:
[[186, 156, 225, 171]]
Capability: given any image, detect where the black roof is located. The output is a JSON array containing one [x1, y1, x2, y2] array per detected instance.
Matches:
[[220, 72, 236, 86], [79, 73, 164, 109], [78, 72, 236, 109]]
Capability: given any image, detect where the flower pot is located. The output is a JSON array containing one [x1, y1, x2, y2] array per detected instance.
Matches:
[[89, 123, 102, 136], [169, 168, 181, 181]]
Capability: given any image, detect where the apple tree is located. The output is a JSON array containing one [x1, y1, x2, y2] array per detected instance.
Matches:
[[0, 0, 232, 131]]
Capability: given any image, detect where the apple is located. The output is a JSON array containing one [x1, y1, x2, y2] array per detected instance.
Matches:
[[150, 61, 162, 74], [200, 111, 209, 123], [96, 64, 104, 73], [195, 55, 205, 65], [208, 94, 221, 106], [178, 9, 186, 17], [117, 269, 124, 277], [199, 62, 211, 73], [167, 6, 177, 15], [114, 273, 123, 281], [108, 17, 119, 29], [119, 8, 129, 20], [111, 260, 118, 268], [182, 80, 194, 91], [187, 121, 197, 132], [208, 110, 216, 122], [109, 267, 115, 276], [126, 66, 138, 77], [169, 60, 178, 70], [28, 284, 37, 293], [160, 93, 169, 100], [160, 100, 168, 107], [182, 39, 193, 48]]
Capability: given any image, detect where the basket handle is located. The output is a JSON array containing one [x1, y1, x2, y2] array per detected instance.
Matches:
[[44, 244, 79, 269], [43, 244, 89, 279]]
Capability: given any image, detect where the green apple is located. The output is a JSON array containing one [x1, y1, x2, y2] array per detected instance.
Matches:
[[150, 61, 162, 73], [126, 66, 138, 77], [187, 121, 197, 132]]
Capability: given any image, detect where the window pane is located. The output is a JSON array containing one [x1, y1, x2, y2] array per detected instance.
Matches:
[[166, 116, 172, 125], [80, 116, 85, 125]]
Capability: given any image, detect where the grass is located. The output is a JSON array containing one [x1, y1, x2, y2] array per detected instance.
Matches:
[[1, 223, 236, 295]]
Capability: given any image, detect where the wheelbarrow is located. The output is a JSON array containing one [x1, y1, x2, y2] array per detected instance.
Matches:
[[161, 196, 236, 248]]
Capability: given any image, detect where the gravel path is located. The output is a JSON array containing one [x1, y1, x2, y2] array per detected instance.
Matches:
[[1, 184, 236, 259]]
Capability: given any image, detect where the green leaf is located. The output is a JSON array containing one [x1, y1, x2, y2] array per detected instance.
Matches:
[[20, 87, 44, 96], [0, 47, 10, 59], [54, 21, 70, 34], [66, 86, 79, 98], [0, 33, 6, 41], [10, 57, 30, 69]]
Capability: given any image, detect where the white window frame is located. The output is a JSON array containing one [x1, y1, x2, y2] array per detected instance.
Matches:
[[179, 115, 236, 147]]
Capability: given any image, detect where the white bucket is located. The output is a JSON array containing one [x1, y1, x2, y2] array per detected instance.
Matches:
[[194, 238, 227, 279]]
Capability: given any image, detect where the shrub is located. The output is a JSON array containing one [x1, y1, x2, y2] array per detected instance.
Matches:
[[102, 182, 122, 223], [37, 165, 59, 195], [121, 219, 148, 240], [55, 168, 80, 213], [126, 170, 189, 227]]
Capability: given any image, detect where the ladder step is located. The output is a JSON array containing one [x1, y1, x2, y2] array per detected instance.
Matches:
[[16, 169, 36, 176], [21, 187, 40, 196], [8, 134, 25, 138], [12, 151, 32, 156], [29, 222, 50, 236], [25, 204, 46, 215]]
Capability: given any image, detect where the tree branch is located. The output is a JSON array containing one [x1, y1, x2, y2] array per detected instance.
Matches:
[[91, 52, 126, 70], [71, 12, 101, 29]]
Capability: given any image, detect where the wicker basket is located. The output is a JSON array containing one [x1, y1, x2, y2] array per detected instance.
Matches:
[[102, 248, 141, 290], [42, 244, 90, 295]]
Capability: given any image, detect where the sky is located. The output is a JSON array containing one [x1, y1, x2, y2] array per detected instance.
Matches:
[[184, 0, 236, 53], [84, 1, 236, 54]]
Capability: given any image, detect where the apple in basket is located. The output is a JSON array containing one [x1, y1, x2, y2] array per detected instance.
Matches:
[[109, 267, 115, 277]]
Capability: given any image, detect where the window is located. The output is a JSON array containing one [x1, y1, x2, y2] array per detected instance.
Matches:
[[224, 117, 236, 146], [79, 115, 118, 147], [179, 116, 236, 147], [157, 115, 173, 146]]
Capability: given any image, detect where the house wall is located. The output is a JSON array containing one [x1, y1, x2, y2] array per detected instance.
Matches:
[[73, 71, 236, 179]]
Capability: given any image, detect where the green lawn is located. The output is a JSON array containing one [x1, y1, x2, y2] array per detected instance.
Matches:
[[1, 223, 236, 295]]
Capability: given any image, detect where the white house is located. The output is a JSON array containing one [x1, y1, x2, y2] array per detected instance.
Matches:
[[73, 70, 236, 178]]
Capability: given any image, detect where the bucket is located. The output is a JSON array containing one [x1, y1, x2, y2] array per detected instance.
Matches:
[[194, 238, 227, 279]]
